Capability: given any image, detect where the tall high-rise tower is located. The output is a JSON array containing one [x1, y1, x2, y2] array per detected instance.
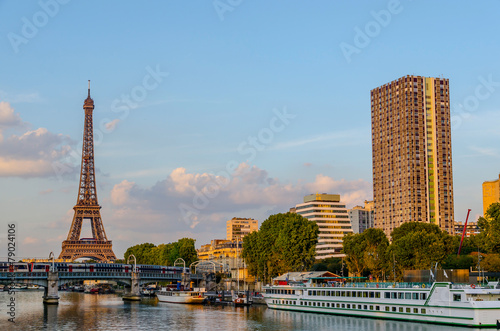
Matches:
[[59, 82, 116, 261], [371, 75, 454, 237]]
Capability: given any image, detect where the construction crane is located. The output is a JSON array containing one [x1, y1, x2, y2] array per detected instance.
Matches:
[[457, 209, 472, 255]]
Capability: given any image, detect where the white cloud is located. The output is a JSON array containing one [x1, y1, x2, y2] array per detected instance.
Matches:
[[467, 145, 499, 158], [271, 129, 369, 151], [23, 237, 41, 245], [0, 101, 23, 128], [0, 91, 41, 103], [106, 163, 372, 240], [0, 102, 76, 178], [111, 180, 136, 205], [39, 189, 53, 195], [0, 101, 24, 142], [0, 91, 42, 104], [104, 119, 120, 132]]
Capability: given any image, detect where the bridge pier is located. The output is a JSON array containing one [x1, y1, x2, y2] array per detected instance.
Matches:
[[123, 272, 141, 301], [43, 272, 60, 305]]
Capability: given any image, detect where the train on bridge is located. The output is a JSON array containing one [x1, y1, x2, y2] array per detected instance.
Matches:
[[0, 262, 189, 275]]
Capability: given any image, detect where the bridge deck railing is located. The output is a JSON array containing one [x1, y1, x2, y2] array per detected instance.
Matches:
[[0, 272, 184, 280]]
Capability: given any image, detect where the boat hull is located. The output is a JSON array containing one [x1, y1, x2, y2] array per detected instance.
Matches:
[[263, 282, 500, 328], [157, 291, 206, 304]]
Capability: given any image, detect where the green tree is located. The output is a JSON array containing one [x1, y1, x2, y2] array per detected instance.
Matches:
[[123, 238, 198, 266], [177, 238, 198, 266], [242, 231, 261, 277], [242, 212, 318, 282], [363, 228, 389, 281], [124, 243, 156, 264], [450, 232, 484, 256], [388, 222, 454, 274], [324, 257, 343, 275], [482, 254, 500, 272], [342, 233, 366, 277], [342, 228, 388, 279], [311, 262, 328, 271], [441, 254, 475, 269], [478, 203, 500, 253]]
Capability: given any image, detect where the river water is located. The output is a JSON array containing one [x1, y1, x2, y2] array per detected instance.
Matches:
[[0, 291, 487, 330]]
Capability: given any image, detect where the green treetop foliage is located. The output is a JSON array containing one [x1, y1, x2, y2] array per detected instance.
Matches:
[[340, 219, 497, 279], [481, 254, 500, 272], [441, 254, 475, 269], [363, 228, 390, 280], [389, 222, 454, 272], [342, 233, 366, 277], [123, 238, 198, 266], [124, 243, 155, 264], [450, 231, 485, 256], [478, 202, 500, 253], [242, 212, 319, 282], [342, 228, 388, 279], [311, 257, 343, 275]]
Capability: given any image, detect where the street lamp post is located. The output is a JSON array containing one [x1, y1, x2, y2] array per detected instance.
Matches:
[[127, 254, 137, 273]]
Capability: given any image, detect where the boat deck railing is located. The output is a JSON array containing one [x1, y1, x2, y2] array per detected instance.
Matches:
[[271, 282, 434, 289], [450, 283, 500, 290], [313, 282, 433, 289]]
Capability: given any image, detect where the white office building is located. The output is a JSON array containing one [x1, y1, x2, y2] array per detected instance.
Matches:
[[295, 193, 353, 260]]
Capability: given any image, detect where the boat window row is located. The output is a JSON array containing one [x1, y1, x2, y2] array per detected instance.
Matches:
[[308, 290, 381, 298], [384, 292, 427, 300], [306, 290, 426, 300], [271, 300, 427, 314], [266, 289, 296, 295], [271, 300, 298, 306]]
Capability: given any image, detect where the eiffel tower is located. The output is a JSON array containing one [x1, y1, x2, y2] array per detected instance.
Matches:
[[59, 82, 116, 261]]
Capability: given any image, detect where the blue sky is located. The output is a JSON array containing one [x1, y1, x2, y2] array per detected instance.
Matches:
[[1, 1, 500, 259]]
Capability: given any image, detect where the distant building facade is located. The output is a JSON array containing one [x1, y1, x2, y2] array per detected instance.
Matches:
[[226, 217, 258, 241], [197, 217, 259, 287], [196, 239, 254, 283], [454, 221, 481, 237], [349, 200, 374, 234], [295, 193, 353, 259], [483, 174, 500, 216], [371, 75, 454, 237]]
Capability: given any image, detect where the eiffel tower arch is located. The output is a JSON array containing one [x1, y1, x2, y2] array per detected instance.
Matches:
[[59, 82, 116, 262]]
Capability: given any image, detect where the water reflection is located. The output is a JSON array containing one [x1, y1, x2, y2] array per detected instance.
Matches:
[[0, 292, 485, 330], [42, 304, 58, 330], [265, 309, 484, 331]]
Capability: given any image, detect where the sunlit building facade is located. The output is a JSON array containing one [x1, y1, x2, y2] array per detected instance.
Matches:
[[482, 174, 500, 216], [226, 217, 258, 241], [371, 75, 454, 237], [196, 239, 254, 283], [349, 201, 374, 234], [295, 193, 353, 259]]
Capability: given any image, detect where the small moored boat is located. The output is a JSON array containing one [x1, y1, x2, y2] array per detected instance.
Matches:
[[156, 288, 206, 304], [233, 292, 253, 306]]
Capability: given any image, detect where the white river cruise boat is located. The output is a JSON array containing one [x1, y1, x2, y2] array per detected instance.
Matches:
[[263, 272, 500, 328], [156, 287, 206, 304]]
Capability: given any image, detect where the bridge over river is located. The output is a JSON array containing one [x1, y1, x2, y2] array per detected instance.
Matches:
[[0, 262, 203, 304]]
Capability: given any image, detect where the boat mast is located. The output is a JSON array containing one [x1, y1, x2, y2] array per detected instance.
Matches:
[[237, 240, 240, 292]]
